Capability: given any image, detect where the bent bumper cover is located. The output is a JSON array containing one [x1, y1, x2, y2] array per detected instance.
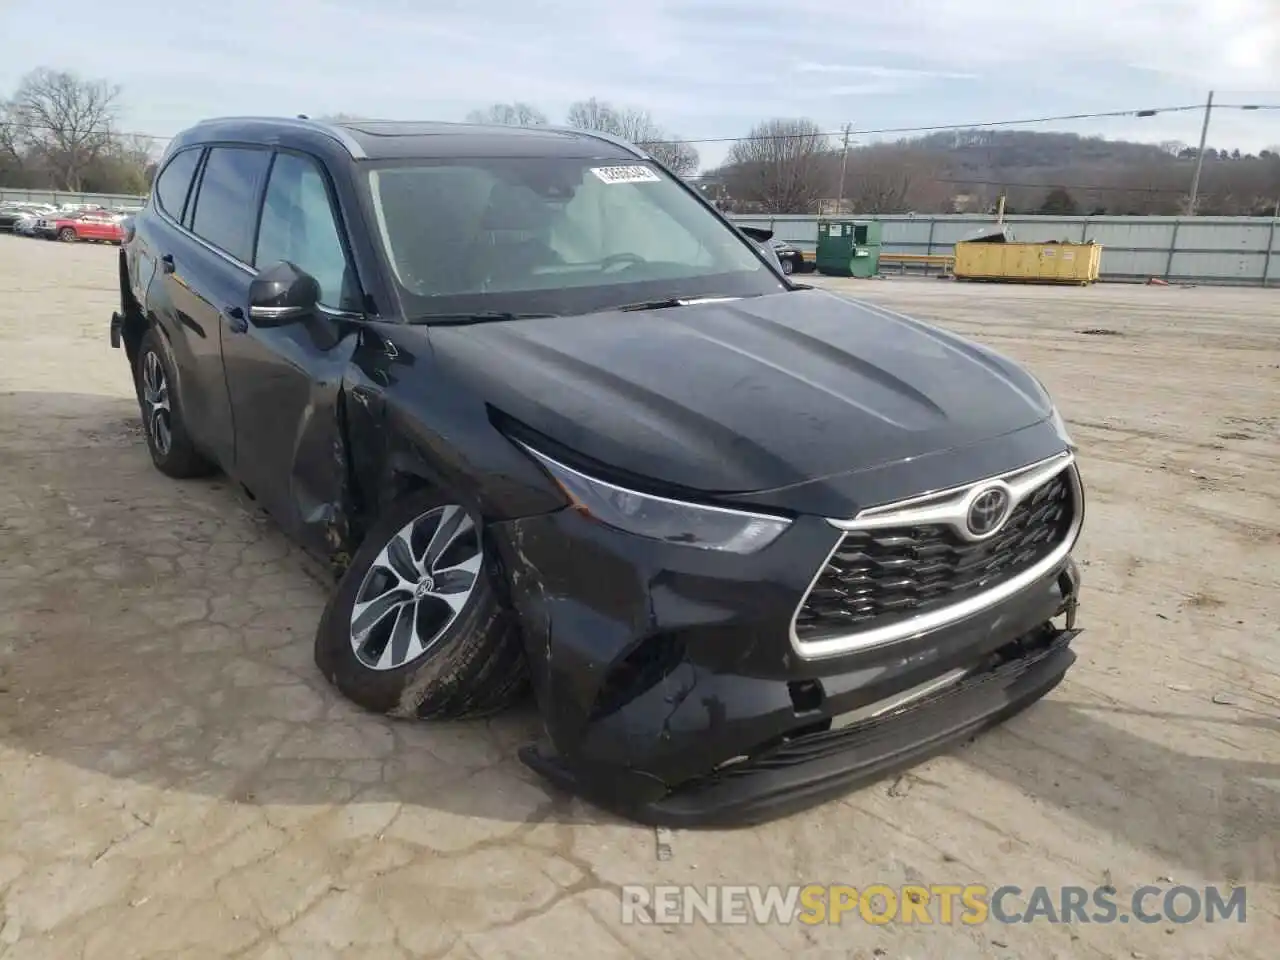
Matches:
[[521, 622, 1077, 827], [631, 626, 1072, 826], [494, 497, 1083, 826]]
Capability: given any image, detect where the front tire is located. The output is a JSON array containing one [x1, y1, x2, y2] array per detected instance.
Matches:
[[57, 226, 76, 242], [314, 492, 528, 719], [134, 329, 216, 478], [781, 257, 794, 275]]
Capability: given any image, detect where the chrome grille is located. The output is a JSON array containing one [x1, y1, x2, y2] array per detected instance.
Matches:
[[792, 453, 1082, 656]]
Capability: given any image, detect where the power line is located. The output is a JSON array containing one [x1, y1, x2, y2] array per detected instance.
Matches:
[[5, 101, 1276, 149], [653, 105, 1213, 144]]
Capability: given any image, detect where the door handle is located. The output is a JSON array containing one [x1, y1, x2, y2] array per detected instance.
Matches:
[[160, 254, 175, 274], [223, 306, 248, 334]]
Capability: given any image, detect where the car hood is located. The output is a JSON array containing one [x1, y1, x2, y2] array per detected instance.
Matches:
[[425, 288, 1055, 500]]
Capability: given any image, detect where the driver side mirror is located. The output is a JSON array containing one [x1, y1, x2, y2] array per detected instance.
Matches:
[[248, 260, 320, 325]]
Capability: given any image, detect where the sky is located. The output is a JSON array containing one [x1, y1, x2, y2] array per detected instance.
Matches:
[[3, 0, 1279, 170]]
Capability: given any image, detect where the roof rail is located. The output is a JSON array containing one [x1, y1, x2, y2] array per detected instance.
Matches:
[[190, 115, 368, 159], [542, 125, 648, 160]]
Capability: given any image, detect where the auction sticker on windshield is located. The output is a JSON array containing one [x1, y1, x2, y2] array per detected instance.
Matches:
[[591, 165, 662, 184]]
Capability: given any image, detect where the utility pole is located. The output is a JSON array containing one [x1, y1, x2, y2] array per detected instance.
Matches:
[[835, 123, 852, 213], [1188, 90, 1214, 215]]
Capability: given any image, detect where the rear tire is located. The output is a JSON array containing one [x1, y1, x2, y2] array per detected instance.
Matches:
[[314, 490, 529, 720], [134, 329, 217, 478], [781, 258, 794, 275]]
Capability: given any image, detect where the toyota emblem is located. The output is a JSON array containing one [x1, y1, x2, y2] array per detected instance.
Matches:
[[966, 486, 1011, 537]]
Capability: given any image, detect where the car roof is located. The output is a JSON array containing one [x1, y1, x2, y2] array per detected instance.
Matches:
[[168, 116, 645, 163]]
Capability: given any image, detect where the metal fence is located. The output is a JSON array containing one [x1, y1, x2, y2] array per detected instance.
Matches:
[[729, 214, 1280, 287], [0, 187, 147, 209], [6, 185, 1278, 286]]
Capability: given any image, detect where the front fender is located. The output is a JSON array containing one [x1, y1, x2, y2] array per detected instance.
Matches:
[[338, 324, 568, 553]]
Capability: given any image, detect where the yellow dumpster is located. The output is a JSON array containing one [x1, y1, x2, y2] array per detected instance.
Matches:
[[953, 241, 1101, 284]]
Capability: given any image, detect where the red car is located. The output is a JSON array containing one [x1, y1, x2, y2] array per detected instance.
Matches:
[[50, 213, 125, 244]]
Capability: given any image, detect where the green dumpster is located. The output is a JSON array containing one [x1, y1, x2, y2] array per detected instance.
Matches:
[[815, 219, 883, 278]]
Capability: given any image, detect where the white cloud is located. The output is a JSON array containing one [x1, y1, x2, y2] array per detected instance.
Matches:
[[2, 0, 1278, 164], [792, 63, 977, 81], [821, 0, 1280, 88]]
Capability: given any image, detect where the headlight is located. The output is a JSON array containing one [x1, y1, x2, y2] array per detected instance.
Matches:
[[1049, 406, 1075, 449], [518, 442, 791, 554]]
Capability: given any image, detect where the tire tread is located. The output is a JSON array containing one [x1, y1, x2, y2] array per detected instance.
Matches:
[[314, 492, 529, 721], [135, 329, 217, 479]]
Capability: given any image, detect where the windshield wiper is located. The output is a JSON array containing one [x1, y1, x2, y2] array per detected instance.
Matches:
[[615, 295, 742, 313], [406, 311, 558, 326]]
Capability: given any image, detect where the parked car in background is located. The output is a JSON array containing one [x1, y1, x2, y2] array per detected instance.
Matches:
[[734, 227, 812, 276], [12, 213, 41, 236], [37, 211, 126, 244], [111, 116, 1084, 827], [29, 206, 91, 238], [0, 202, 55, 232], [31, 215, 59, 238], [769, 238, 811, 275]]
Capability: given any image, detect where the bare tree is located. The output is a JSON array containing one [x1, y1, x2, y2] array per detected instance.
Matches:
[[0, 99, 24, 181], [88, 133, 156, 194], [843, 144, 947, 214], [1102, 163, 1186, 215], [465, 102, 548, 126], [565, 97, 613, 132], [9, 68, 119, 191], [565, 97, 700, 176], [645, 138, 699, 177], [723, 118, 830, 213]]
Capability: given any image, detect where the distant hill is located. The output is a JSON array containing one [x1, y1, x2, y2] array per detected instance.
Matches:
[[912, 129, 1175, 174], [710, 128, 1280, 217], [938, 130, 1278, 216]]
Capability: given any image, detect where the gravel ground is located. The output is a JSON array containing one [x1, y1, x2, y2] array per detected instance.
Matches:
[[0, 233, 1276, 959]]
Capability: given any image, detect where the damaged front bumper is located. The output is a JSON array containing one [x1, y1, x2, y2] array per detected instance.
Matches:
[[529, 622, 1078, 827], [491, 504, 1083, 827]]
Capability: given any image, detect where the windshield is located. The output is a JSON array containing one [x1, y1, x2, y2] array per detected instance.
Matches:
[[363, 156, 784, 319]]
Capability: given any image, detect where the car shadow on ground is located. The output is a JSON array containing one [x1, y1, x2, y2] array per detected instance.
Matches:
[[2, 391, 1277, 876], [959, 698, 1280, 885]]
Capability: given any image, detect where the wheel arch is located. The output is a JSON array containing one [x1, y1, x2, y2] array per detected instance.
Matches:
[[332, 395, 566, 582]]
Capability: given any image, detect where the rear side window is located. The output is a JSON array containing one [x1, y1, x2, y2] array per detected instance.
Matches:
[[189, 146, 272, 263], [154, 148, 201, 220]]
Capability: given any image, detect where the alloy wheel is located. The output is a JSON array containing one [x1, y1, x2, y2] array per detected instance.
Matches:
[[349, 505, 482, 670], [141, 351, 172, 456]]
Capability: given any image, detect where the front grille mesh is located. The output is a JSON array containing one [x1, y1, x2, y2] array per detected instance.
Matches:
[[794, 469, 1075, 642]]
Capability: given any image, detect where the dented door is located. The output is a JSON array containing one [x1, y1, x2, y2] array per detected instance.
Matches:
[[221, 308, 360, 556], [220, 148, 366, 559]]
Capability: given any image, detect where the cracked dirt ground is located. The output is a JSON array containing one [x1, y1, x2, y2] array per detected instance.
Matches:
[[0, 234, 1277, 959]]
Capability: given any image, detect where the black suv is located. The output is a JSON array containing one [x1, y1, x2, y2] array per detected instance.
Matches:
[[110, 117, 1084, 826]]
